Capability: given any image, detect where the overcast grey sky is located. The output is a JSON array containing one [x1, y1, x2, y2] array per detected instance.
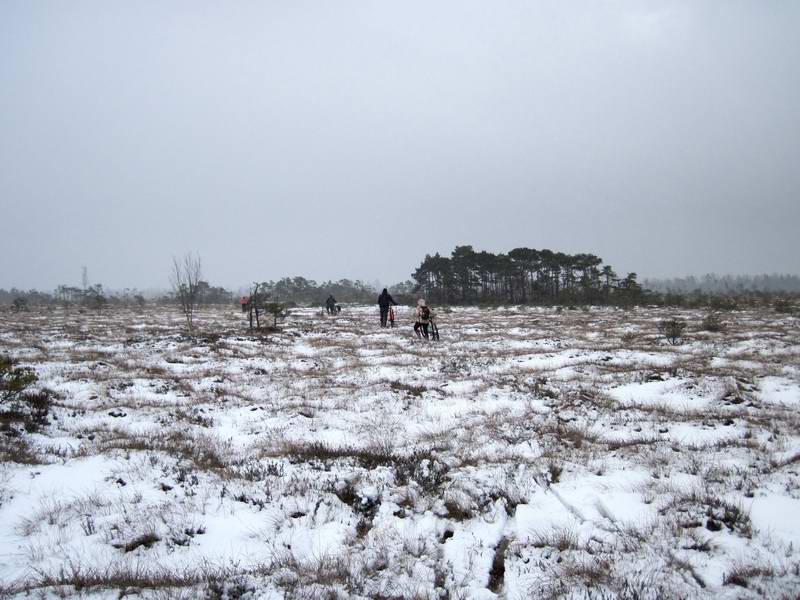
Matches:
[[1, 1, 798, 291]]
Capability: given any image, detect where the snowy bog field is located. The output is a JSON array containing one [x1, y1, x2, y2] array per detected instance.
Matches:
[[1, 304, 799, 600]]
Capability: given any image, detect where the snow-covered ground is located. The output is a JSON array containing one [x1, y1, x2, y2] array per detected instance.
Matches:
[[1, 304, 799, 599]]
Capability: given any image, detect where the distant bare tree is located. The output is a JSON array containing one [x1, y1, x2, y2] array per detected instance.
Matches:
[[247, 282, 272, 331], [170, 253, 203, 333], [247, 282, 261, 331]]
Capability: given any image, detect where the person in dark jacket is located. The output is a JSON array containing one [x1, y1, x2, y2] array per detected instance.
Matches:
[[377, 288, 398, 327], [325, 294, 337, 315]]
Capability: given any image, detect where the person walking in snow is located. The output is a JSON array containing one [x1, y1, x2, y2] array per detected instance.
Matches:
[[325, 294, 337, 315], [413, 298, 432, 340], [377, 288, 398, 327]]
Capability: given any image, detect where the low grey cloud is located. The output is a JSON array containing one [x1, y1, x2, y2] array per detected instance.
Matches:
[[1, 1, 798, 290]]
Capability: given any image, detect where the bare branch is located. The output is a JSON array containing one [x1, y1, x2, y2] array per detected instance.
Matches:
[[170, 253, 202, 333]]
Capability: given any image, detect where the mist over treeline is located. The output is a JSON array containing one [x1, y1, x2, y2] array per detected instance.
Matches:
[[643, 274, 800, 294], [0, 278, 399, 310]]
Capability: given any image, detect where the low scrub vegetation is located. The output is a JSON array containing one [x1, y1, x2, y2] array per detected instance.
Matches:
[[0, 304, 797, 598]]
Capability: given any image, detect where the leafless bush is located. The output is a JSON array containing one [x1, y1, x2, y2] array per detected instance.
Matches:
[[0, 435, 41, 464], [701, 312, 726, 332], [658, 318, 687, 345], [170, 253, 203, 333]]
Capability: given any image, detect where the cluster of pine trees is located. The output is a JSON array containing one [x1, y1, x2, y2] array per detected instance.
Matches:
[[411, 245, 642, 305]]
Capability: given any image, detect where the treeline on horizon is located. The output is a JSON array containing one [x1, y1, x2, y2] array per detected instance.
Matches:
[[2, 248, 799, 310], [410, 246, 800, 308], [643, 273, 800, 294], [0, 278, 387, 309]]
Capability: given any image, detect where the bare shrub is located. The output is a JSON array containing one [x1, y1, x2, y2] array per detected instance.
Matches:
[[701, 312, 726, 332], [0, 435, 41, 464], [658, 318, 687, 345], [170, 253, 203, 333], [394, 451, 449, 491]]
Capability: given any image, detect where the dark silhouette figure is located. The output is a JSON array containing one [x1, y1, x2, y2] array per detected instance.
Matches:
[[377, 288, 398, 327], [325, 295, 337, 315]]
